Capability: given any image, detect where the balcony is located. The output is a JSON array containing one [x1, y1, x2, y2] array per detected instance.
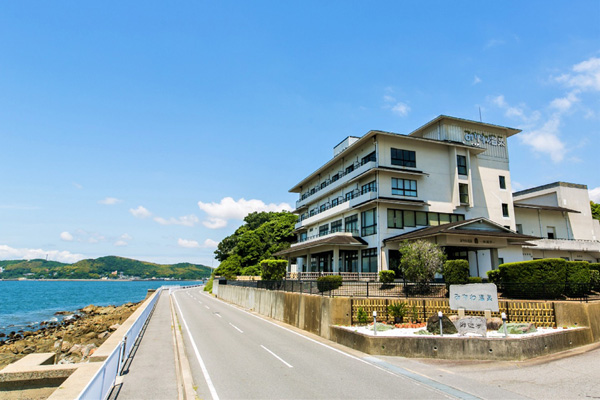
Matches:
[[294, 185, 378, 229], [295, 159, 376, 209], [523, 238, 600, 254]]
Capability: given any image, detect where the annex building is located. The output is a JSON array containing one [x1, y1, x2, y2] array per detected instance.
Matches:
[[276, 115, 600, 279]]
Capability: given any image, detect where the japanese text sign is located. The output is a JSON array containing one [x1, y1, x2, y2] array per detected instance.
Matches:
[[449, 283, 499, 312]]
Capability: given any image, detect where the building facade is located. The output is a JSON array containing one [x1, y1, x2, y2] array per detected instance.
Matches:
[[275, 116, 600, 278]]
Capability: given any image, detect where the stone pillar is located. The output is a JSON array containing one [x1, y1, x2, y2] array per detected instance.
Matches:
[[490, 248, 499, 270]]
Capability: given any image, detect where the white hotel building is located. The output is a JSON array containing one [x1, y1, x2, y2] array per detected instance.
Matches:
[[276, 115, 600, 279]]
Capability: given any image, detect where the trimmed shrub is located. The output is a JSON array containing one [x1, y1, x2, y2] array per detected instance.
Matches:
[[240, 265, 261, 276], [590, 270, 600, 292], [357, 307, 368, 325], [259, 259, 287, 280], [317, 275, 343, 292], [588, 263, 600, 272], [442, 260, 469, 287], [379, 270, 395, 283], [566, 261, 592, 297], [467, 276, 483, 283], [487, 269, 501, 283]]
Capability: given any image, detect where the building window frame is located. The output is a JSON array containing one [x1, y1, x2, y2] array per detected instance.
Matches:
[[457, 155, 468, 176], [502, 203, 509, 218], [391, 148, 416, 168], [392, 178, 417, 197], [361, 208, 377, 236], [361, 180, 376, 195], [387, 209, 403, 229], [499, 175, 506, 190], [331, 220, 342, 233], [361, 248, 378, 273], [344, 215, 358, 234], [361, 151, 376, 165], [319, 224, 329, 237], [459, 183, 469, 205]]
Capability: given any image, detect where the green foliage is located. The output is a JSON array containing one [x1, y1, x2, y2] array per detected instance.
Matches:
[[213, 211, 297, 275], [387, 302, 407, 319], [260, 259, 287, 280], [379, 270, 395, 283], [496, 258, 591, 298], [487, 269, 501, 283], [408, 304, 419, 322], [588, 263, 600, 272], [0, 256, 211, 280], [591, 201, 600, 221], [240, 265, 261, 276], [590, 270, 600, 292], [214, 254, 243, 279], [357, 307, 368, 325], [204, 275, 214, 293], [316, 275, 343, 292], [467, 277, 483, 283], [442, 260, 469, 286], [399, 240, 445, 283]]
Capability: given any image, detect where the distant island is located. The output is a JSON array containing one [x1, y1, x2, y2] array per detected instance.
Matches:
[[0, 256, 212, 280]]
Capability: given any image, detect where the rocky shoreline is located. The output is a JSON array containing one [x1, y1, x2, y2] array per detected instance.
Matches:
[[0, 302, 140, 370]]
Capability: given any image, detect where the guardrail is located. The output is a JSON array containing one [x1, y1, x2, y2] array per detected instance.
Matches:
[[76, 287, 165, 400]]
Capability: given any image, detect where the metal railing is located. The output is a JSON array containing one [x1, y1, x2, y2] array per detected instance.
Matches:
[[227, 280, 594, 302], [286, 271, 378, 281], [298, 183, 377, 222], [76, 287, 165, 400]]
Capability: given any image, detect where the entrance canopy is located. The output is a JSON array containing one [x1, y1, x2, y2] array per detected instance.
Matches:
[[384, 217, 538, 248], [274, 233, 368, 257]]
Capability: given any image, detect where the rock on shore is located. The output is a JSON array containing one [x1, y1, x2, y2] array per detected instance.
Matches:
[[0, 302, 140, 370]]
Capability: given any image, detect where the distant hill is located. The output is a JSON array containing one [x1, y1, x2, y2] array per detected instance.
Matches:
[[0, 256, 211, 280]]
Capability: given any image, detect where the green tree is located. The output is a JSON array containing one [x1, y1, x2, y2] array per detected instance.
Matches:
[[591, 201, 600, 221], [399, 240, 445, 283]]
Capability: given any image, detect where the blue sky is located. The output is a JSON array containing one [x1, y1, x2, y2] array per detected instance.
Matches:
[[1, 1, 599, 266]]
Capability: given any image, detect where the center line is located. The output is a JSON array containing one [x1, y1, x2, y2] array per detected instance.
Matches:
[[205, 305, 210, 309], [215, 313, 222, 318], [260, 345, 293, 368], [229, 323, 244, 333]]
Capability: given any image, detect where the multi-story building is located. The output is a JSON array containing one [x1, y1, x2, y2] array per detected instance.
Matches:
[[513, 182, 600, 262], [276, 115, 545, 278]]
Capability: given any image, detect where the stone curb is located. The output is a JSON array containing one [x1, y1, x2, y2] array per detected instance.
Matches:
[[170, 292, 198, 400]]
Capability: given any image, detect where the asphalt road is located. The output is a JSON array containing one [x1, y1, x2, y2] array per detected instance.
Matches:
[[173, 288, 480, 400]]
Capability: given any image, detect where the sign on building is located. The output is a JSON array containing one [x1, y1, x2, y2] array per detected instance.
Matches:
[[449, 283, 499, 312]]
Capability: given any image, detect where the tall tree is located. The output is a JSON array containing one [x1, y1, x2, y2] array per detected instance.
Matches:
[[591, 201, 600, 221]]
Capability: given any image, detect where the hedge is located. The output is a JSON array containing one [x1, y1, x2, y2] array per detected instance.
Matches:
[[259, 259, 287, 280], [442, 260, 469, 287], [379, 270, 395, 284], [317, 275, 343, 292], [494, 258, 591, 298]]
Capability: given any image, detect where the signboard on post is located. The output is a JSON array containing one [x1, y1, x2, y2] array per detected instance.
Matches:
[[449, 283, 499, 312]]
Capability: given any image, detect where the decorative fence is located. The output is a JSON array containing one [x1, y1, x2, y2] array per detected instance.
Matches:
[[350, 298, 557, 328], [76, 287, 165, 400], [227, 280, 592, 302], [286, 272, 379, 281]]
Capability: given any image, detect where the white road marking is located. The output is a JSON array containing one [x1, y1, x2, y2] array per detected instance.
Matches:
[[205, 305, 210, 309], [260, 345, 293, 368], [215, 313, 222, 318], [229, 323, 244, 333], [172, 294, 220, 400]]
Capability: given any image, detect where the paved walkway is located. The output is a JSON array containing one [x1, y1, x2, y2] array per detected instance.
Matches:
[[117, 291, 178, 400]]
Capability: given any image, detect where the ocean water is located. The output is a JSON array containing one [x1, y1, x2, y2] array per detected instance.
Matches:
[[0, 280, 202, 335]]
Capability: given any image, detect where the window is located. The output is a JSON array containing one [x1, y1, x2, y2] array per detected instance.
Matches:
[[391, 148, 416, 167], [547, 226, 556, 239], [345, 215, 358, 234], [498, 258, 504, 265], [331, 197, 339, 207], [403, 210, 416, 227], [428, 212, 440, 226], [392, 178, 417, 197], [345, 164, 354, 174], [416, 211, 428, 226], [361, 180, 376, 194], [457, 155, 467, 175], [319, 204, 327, 213], [299, 232, 307, 242], [387, 209, 403, 229], [450, 214, 465, 223], [459, 183, 469, 204], [516, 224, 523, 234], [331, 173, 339, 183], [361, 248, 378, 273], [361, 208, 377, 236], [345, 191, 353, 201], [361, 151, 376, 165], [439, 213, 451, 225], [331, 220, 342, 233], [319, 224, 329, 237], [499, 175, 506, 189], [502, 203, 509, 218], [320, 182, 327, 190]]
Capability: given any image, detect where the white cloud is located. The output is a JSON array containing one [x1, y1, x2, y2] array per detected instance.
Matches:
[[518, 117, 566, 163], [60, 231, 74, 241], [178, 238, 201, 249], [0, 245, 85, 263], [197, 197, 292, 229], [153, 214, 199, 227], [556, 57, 600, 92], [590, 187, 600, 203], [203, 239, 219, 248], [130, 206, 152, 219], [391, 102, 410, 117], [114, 240, 128, 247], [98, 197, 122, 205], [120, 233, 132, 240], [473, 76, 482, 85], [550, 91, 580, 113], [383, 94, 396, 103]]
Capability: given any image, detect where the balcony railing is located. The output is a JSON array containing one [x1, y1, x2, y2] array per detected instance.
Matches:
[[298, 184, 377, 223], [297, 228, 360, 244], [295, 158, 376, 208]]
